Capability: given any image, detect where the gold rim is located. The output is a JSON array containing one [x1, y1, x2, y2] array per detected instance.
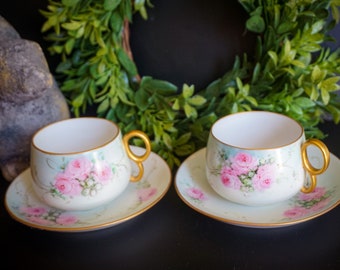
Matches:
[[4, 147, 172, 232], [210, 111, 304, 151], [175, 148, 339, 228], [31, 117, 120, 155]]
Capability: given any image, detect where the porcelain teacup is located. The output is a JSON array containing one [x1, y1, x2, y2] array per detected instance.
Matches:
[[30, 117, 151, 211], [205, 111, 330, 206]]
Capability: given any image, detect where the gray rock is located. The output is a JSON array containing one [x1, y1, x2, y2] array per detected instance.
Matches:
[[0, 15, 70, 181]]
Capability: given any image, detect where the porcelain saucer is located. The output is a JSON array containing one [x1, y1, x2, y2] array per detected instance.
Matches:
[[5, 146, 171, 232], [175, 148, 340, 228]]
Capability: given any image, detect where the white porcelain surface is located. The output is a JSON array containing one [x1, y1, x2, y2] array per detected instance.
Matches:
[[205, 111, 329, 206], [175, 148, 340, 228], [30, 117, 151, 211], [5, 146, 171, 232]]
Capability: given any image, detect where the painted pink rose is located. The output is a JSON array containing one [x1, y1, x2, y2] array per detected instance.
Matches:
[[55, 172, 82, 195], [27, 216, 54, 225], [20, 206, 48, 216], [186, 187, 206, 200], [93, 161, 113, 184], [309, 198, 330, 212], [283, 206, 308, 219], [56, 214, 78, 225], [252, 164, 275, 190], [298, 187, 326, 201], [64, 157, 93, 181], [221, 166, 242, 189], [230, 152, 258, 175], [137, 187, 157, 202]]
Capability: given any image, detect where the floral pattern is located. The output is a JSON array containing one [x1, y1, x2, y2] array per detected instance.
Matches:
[[218, 151, 276, 192], [6, 147, 171, 231], [19, 206, 78, 226], [175, 148, 339, 228], [186, 187, 206, 201], [49, 156, 114, 199], [283, 187, 334, 219]]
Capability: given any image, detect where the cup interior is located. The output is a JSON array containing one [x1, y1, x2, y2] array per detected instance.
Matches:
[[32, 118, 119, 154], [212, 111, 303, 149]]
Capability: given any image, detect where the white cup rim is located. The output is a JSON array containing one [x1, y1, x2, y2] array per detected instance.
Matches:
[[210, 111, 304, 150], [31, 117, 119, 155]]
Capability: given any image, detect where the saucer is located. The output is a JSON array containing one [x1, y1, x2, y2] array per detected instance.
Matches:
[[175, 148, 340, 228], [5, 146, 171, 232]]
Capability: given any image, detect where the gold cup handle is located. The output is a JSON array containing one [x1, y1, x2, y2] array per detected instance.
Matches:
[[301, 138, 330, 193], [123, 130, 151, 182]]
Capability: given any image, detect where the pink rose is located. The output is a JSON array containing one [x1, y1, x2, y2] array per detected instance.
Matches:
[[252, 164, 275, 190], [220, 166, 242, 189], [54, 172, 82, 195], [283, 206, 308, 219], [230, 152, 258, 175], [93, 161, 113, 184], [309, 198, 330, 212], [298, 187, 326, 201], [186, 187, 206, 200], [27, 216, 54, 225], [137, 187, 157, 202], [56, 213, 78, 225], [20, 206, 48, 216], [65, 157, 93, 181]]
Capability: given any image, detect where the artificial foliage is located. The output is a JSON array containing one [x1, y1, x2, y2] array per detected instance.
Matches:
[[40, 0, 340, 168]]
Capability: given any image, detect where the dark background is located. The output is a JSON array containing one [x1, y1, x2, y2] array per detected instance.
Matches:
[[1, 1, 340, 269]]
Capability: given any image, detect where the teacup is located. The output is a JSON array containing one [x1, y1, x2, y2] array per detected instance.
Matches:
[[205, 111, 330, 206], [30, 117, 151, 211]]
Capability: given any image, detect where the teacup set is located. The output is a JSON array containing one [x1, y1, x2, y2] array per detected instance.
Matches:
[[5, 111, 335, 229]]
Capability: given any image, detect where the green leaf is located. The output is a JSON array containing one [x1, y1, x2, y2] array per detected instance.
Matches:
[[246, 15, 265, 33], [175, 132, 192, 145], [97, 98, 110, 114], [162, 132, 173, 150], [172, 99, 180, 110], [65, 38, 75, 54], [291, 60, 306, 68], [184, 103, 197, 119], [62, 21, 82, 31], [311, 65, 324, 83], [72, 94, 85, 108], [277, 21, 296, 34], [268, 51, 278, 66], [140, 77, 178, 95], [188, 95, 206, 106], [321, 88, 330, 104], [62, 0, 80, 7], [294, 97, 315, 108], [319, 77, 340, 92], [182, 84, 195, 98], [135, 89, 149, 110], [104, 0, 121, 11], [116, 48, 138, 76], [110, 11, 123, 33], [311, 20, 324, 34], [175, 144, 195, 157]]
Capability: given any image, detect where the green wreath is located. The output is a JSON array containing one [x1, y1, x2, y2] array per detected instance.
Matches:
[[40, 0, 340, 168]]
